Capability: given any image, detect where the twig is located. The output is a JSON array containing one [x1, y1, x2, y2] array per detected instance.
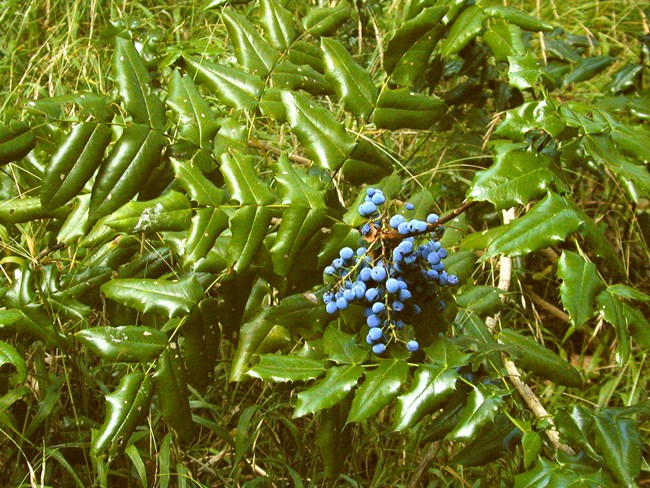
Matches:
[[37, 243, 65, 260], [524, 285, 571, 323], [247, 139, 311, 165], [407, 442, 440, 488], [490, 208, 575, 456]]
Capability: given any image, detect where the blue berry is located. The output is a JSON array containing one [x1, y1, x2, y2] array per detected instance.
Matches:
[[366, 188, 376, 197], [343, 289, 355, 301], [406, 340, 419, 352], [392, 300, 405, 312], [371, 192, 386, 205], [359, 201, 377, 217], [399, 289, 412, 301], [389, 214, 405, 229], [427, 213, 439, 224], [427, 252, 441, 265], [332, 258, 344, 269], [372, 343, 386, 354], [361, 223, 372, 236], [336, 297, 349, 310], [324, 266, 336, 275], [370, 266, 387, 282], [359, 267, 372, 282], [448, 274, 459, 285], [386, 278, 400, 294], [372, 302, 385, 314], [405, 202, 415, 210], [365, 288, 379, 302], [367, 314, 382, 328], [368, 328, 383, 341], [339, 247, 354, 261], [397, 221, 410, 235], [356, 247, 367, 256], [326, 301, 338, 314], [438, 248, 448, 259]]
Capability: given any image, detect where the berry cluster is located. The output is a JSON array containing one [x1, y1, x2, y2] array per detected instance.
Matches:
[[323, 188, 459, 355]]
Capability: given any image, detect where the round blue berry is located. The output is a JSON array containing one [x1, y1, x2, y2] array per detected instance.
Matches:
[[370, 266, 387, 282], [389, 214, 405, 229], [361, 223, 372, 236], [397, 221, 410, 235], [399, 289, 412, 301], [371, 302, 385, 314], [414, 220, 428, 232], [339, 247, 354, 261], [371, 192, 386, 205], [323, 292, 334, 304], [367, 314, 382, 328], [343, 289, 356, 301], [392, 300, 405, 312], [365, 287, 379, 302], [447, 274, 459, 285], [356, 247, 367, 256], [366, 188, 376, 197], [427, 252, 441, 265], [324, 266, 336, 275], [427, 213, 439, 224], [438, 248, 448, 259], [368, 328, 383, 341], [332, 258, 344, 269], [386, 278, 400, 294], [359, 201, 378, 217], [405, 202, 415, 210], [359, 267, 372, 282], [326, 301, 338, 314], [366, 334, 375, 345], [406, 340, 419, 352], [336, 297, 349, 310], [372, 343, 386, 354]]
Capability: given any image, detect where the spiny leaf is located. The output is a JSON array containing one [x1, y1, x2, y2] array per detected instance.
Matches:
[[281, 91, 355, 171], [92, 371, 154, 455], [171, 157, 224, 207], [348, 360, 408, 423], [41, 122, 112, 211], [321, 37, 377, 119], [372, 88, 446, 130], [446, 384, 503, 441], [0, 340, 27, 386], [557, 251, 606, 327], [393, 364, 458, 431], [223, 8, 278, 76], [101, 276, 204, 318], [302, 0, 352, 37], [183, 207, 229, 269], [266, 292, 330, 333], [248, 355, 328, 382], [77, 326, 168, 363], [439, 6, 486, 57], [323, 326, 368, 365], [0, 121, 36, 164], [155, 348, 194, 441], [104, 190, 191, 234], [483, 5, 553, 31], [293, 364, 363, 418], [494, 100, 564, 141], [113, 37, 165, 130], [226, 205, 273, 272], [483, 19, 525, 62], [593, 412, 641, 487], [259, 0, 297, 50]]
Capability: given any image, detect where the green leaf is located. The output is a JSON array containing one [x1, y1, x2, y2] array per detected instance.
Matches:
[[182, 55, 264, 110], [154, 349, 194, 441], [597, 290, 632, 363], [455, 286, 504, 315], [515, 458, 617, 488], [494, 100, 564, 141], [230, 308, 273, 382], [281, 91, 355, 171], [606, 284, 650, 302], [583, 135, 650, 195], [101, 276, 203, 318], [321, 38, 377, 119], [348, 360, 408, 423], [171, 158, 224, 206], [182, 298, 220, 391], [104, 190, 191, 234], [555, 406, 602, 461], [425, 336, 471, 369], [465, 192, 583, 260], [113, 37, 165, 130], [293, 364, 363, 418], [76, 326, 168, 363], [393, 364, 458, 431], [372, 88, 446, 130], [0, 340, 27, 386], [248, 355, 328, 382], [259, 0, 297, 50], [451, 415, 522, 466], [483, 19, 525, 62], [521, 431, 542, 469], [183, 207, 229, 269], [557, 251, 605, 327], [560, 102, 612, 134], [227, 205, 273, 272], [563, 56, 616, 86], [41, 122, 112, 211], [384, 6, 447, 79], [274, 154, 326, 208], [610, 123, 650, 164], [446, 384, 503, 441], [483, 6, 553, 31], [92, 371, 154, 455], [323, 326, 368, 365], [89, 124, 167, 220], [220, 153, 274, 206], [498, 328, 583, 387], [508, 53, 541, 90], [271, 60, 332, 96], [439, 6, 486, 57], [223, 8, 278, 76], [167, 70, 220, 148], [0, 121, 36, 165], [593, 411, 641, 486], [468, 143, 556, 209], [267, 292, 329, 333], [0, 197, 70, 224], [302, 0, 352, 37]]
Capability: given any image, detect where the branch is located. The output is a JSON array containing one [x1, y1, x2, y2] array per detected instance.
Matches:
[[247, 139, 311, 165]]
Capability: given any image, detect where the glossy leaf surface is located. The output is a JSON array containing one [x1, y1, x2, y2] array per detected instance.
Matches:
[[248, 355, 328, 382], [348, 360, 408, 423], [104, 190, 191, 234], [76, 326, 168, 363], [155, 349, 194, 441], [293, 364, 363, 418], [557, 251, 605, 327]]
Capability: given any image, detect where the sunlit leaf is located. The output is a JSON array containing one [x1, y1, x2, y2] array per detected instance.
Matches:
[[557, 251, 605, 327], [104, 191, 191, 234], [323, 326, 368, 365], [248, 355, 328, 382], [155, 348, 194, 441], [348, 360, 408, 423], [76, 326, 168, 363], [293, 364, 363, 417]]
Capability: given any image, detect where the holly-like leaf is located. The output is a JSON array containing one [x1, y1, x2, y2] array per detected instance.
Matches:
[[323, 326, 368, 365], [182, 55, 264, 110], [494, 100, 564, 141], [468, 142, 556, 210], [104, 191, 191, 234], [498, 328, 583, 387], [514, 457, 617, 488], [302, 0, 351, 37], [92, 371, 154, 455], [446, 384, 503, 441], [508, 53, 542, 90], [171, 158, 224, 207], [226, 205, 273, 273], [0, 340, 27, 387], [76, 326, 168, 363], [451, 415, 522, 466], [113, 37, 165, 130], [597, 290, 633, 364], [220, 153, 274, 206], [266, 292, 329, 334], [271, 60, 332, 96], [455, 286, 505, 315], [223, 8, 278, 77], [154, 349, 194, 441], [230, 308, 273, 382], [41, 122, 112, 211], [89, 124, 167, 220], [483, 5, 553, 31], [465, 192, 583, 260], [0, 121, 36, 165], [293, 364, 363, 418], [393, 364, 458, 431], [101, 276, 203, 318], [259, 0, 297, 50], [183, 207, 229, 269], [167, 70, 220, 148], [557, 251, 606, 327], [439, 6, 487, 57], [593, 411, 641, 487], [372, 88, 446, 130], [281, 91, 355, 171], [248, 355, 328, 382], [563, 56, 617, 86], [555, 406, 602, 461], [348, 360, 408, 423], [321, 37, 377, 119], [483, 19, 525, 62]]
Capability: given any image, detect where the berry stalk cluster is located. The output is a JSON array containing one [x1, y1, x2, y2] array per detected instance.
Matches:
[[323, 188, 459, 355]]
